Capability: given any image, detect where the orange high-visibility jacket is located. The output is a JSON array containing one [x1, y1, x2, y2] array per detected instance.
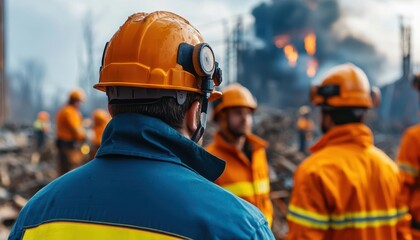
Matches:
[[56, 105, 85, 142], [206, 132, 273, 226], [287, 123, 410, 240], [296, 117, 314, 132], [398, 124, 420, 239], [92, 123, 108, 146]]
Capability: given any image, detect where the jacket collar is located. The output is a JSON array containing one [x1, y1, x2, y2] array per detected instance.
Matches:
[[310, 123, 373, 153], [96, 113, 225, 182]]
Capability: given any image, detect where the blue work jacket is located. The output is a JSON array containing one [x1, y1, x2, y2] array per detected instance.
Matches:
[[9, 113, 274, 240]]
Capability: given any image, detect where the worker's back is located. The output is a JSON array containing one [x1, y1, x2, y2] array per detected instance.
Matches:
[[56, 105, 84, 142], [287, 123, 405, 240], [9, 114, 273, 240]]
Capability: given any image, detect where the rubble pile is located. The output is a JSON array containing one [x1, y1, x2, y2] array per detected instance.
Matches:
[[0, 138, 57, 238], [254, 108, 306, 239]]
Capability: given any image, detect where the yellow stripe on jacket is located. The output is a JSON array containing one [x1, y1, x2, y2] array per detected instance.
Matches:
[[23, 221, 187, 240]]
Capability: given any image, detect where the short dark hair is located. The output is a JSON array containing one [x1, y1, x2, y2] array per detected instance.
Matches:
[[109, 93, 202, 129], [322, 108, 366, 125]]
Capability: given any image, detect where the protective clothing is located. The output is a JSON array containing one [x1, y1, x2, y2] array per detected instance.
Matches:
[[9, 114, 274, 240], [91, 109, 111, 158], [69, 88, 86, 102], [397, 124, 420, 239], [95, 11, 221, 101], [296, 117, 314, 132], [206, 132, 273, 226], [33, 111, 51, 150], [56, 105, 85, 142], [287, 123, 410, 240], [91, 109, 110, 146], [296, 116, 314, 153], [37, 111, 50, 121], [310, 63, 380, 108], [55, 104, 86, 175], [213, 83, 257, 119]]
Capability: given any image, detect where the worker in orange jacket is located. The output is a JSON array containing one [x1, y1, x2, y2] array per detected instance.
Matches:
[[55, 88, 86, 175], [90, 108, 110, 159], [296, 105, 314, 153], [397, 73, 420, 239], [206, 83, 274, 226], [33, 111, 51, 151], [287, 63, 411, 240]]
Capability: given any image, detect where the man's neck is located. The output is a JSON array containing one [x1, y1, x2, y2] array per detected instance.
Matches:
[[222, 131, 246, 150]]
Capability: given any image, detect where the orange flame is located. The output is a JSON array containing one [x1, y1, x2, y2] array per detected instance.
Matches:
[[304, 32, 316, 56], [274, 34, 290, 49], [284, 44, 298, 67], [307, 58, 318, 77]]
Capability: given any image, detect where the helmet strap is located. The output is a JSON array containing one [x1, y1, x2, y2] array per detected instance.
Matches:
[[191, 97, 209, 143]]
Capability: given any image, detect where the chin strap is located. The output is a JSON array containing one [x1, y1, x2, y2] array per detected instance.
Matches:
[[191, 76, 214, 143], [191, 95, 209, 143]]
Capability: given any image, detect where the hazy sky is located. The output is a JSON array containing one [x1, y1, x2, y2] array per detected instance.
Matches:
[[7, 0, 420, 104]]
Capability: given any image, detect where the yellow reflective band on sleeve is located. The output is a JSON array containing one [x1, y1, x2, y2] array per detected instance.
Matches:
[[287, 204, 330, 230], [398, 162, 419, 177], [288, 204, 408, 230], [221, 179, 270, 197], [22, 221, 187, 240], [329, 207, 408, 229]]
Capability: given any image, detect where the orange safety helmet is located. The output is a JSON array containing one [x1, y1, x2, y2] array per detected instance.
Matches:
[[94, 11, 222, 102], [213, 83, 257, 118], [92, 109, 110, 125], [309, 63, 380, 109], [69, 88, 86, 102], [37, 111, 50, 121]]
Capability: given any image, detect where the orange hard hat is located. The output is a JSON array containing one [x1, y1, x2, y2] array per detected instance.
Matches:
[[37, 111, 50, 121], [69, 88, 86, 102], [213, 83, 257, 118], [310, 63, 380, 108], [94, 11, 222, 102], [92, 109, 110, 125]]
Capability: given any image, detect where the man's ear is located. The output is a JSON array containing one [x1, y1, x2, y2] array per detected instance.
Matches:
[[186, 101, 201, 134]]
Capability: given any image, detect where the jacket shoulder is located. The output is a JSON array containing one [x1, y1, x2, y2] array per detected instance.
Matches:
[[402, 124, 420, 140]]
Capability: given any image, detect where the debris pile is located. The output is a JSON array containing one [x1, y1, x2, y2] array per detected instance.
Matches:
[[0, 137, 57, 238]]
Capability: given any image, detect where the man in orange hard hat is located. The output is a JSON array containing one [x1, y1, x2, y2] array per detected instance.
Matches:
[[287, 63, 411, 240], [9, 12, 274, 239], [206, 83, 274, 226], [55, 88, 86, 175], [397, 73, 420, 239], [33, 111, 51, 151], [90, 108, 110, 159], [296, 105, 314, 154]]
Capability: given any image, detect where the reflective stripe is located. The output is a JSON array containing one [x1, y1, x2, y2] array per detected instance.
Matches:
[[288, 204, 408, 230], [23, 221, 187, 240], [222, 179, 270, 197], [266, 215, 273, 228], [287, 204, 330, 230], [398, 162, 419, 177]]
